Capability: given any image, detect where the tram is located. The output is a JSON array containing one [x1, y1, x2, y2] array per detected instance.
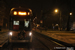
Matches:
[[8, 7, 33, 43]]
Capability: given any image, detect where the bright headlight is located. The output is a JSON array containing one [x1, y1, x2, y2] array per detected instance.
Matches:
[[29, 32, 32, 36], [9, 32, 12, 36]]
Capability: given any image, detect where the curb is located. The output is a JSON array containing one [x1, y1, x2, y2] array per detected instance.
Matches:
[[0, 31, 9, 47], [33, 30, 75, 47], [0, 39, 8, 47]]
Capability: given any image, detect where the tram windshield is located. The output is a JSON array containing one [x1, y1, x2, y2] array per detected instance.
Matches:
[[13, 20, 31, 31]]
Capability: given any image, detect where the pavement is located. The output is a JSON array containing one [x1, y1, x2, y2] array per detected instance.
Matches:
[[33, 29, 75, 47], [0, 29, 9, 47]]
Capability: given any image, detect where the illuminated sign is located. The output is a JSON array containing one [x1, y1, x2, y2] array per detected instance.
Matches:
[[18, 12, 26, 15], [13, 11, 30, 16]]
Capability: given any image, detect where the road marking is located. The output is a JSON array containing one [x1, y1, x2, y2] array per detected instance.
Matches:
[[51, 40, 64, 47], [0, 40, 8, 47]]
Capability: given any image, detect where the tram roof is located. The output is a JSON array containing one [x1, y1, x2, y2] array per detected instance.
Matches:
[[11, 8, 32, 12]]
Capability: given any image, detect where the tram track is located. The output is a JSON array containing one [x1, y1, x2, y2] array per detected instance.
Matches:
[[34, 31, 75, 47], [0, 34, 50, 50], [33, 32, 64, 47], [33, 35, 50, 50], [33, 31, 66, 50], [1, 42, 32, 50], [0, 31, 69, 50]]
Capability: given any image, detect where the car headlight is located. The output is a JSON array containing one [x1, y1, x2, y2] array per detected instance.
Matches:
[[9, 32, 12, 36], [29, 32, 32, 36]]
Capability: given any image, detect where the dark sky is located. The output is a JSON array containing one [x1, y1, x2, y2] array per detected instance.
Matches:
[[3, 0, 75, 17], [5, 0, 58, 11]]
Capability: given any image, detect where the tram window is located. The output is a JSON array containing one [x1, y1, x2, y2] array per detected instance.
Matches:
[[13, 21, 19, 25], [24, 21, 29, 27]]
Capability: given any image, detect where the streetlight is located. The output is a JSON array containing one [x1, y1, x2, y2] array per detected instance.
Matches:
[[55, 9, 58, 13], [70, 12, 72, 15], [54, 9, 61, 31]]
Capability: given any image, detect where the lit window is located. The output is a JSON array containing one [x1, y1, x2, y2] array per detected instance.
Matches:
[[13, 21, 19, 25], [24, 21, 29, 27]]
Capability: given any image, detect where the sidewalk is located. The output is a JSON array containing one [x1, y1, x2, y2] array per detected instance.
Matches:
[[0, 29, 9, 32], [33, 29, 75, 46], [0, 29, 9, 47]]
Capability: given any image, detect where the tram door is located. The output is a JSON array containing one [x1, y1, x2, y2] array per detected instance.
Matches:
[[19, 21, 24, 30]]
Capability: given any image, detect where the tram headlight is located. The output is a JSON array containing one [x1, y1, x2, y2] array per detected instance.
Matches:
[[29, 32, 32, 36], [9, 32, 12, 36]]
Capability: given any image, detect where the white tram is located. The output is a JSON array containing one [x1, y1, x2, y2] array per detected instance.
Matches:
[[8, 7, 33, 43]]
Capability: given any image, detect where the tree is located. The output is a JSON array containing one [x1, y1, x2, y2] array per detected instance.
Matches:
[[0, 0, 7, 28]]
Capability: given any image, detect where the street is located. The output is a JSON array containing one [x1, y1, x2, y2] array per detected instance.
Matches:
[[0, 31, 67, 50], [0, 0, 75, 50]]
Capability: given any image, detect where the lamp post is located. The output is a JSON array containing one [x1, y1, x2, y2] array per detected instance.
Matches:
[[67, 0, 72, 31], [67, 12, 72, 31], [70, 12, 72, 15], [55, 9, 61, 31], [55, 9, 58, 13]]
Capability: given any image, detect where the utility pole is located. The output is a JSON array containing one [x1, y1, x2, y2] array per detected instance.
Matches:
[[67, 0, 72, 31], [60, 11, 62, 31]]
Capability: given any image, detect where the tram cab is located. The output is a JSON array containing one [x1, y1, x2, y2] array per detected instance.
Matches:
[[8, 7, 32, 43]]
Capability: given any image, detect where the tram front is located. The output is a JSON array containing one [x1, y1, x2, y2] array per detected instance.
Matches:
[[8, 8, 32, 43]]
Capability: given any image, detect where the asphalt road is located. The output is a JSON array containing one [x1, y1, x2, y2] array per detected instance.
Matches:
[[0, 31, 66, 50]]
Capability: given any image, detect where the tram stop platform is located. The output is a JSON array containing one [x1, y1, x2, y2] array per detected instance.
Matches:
[[0, 29, 9, 47], [33, 29, 75, 47]]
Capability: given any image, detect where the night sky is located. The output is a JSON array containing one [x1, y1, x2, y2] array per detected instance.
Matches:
[[3, 0, 75, 17]]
